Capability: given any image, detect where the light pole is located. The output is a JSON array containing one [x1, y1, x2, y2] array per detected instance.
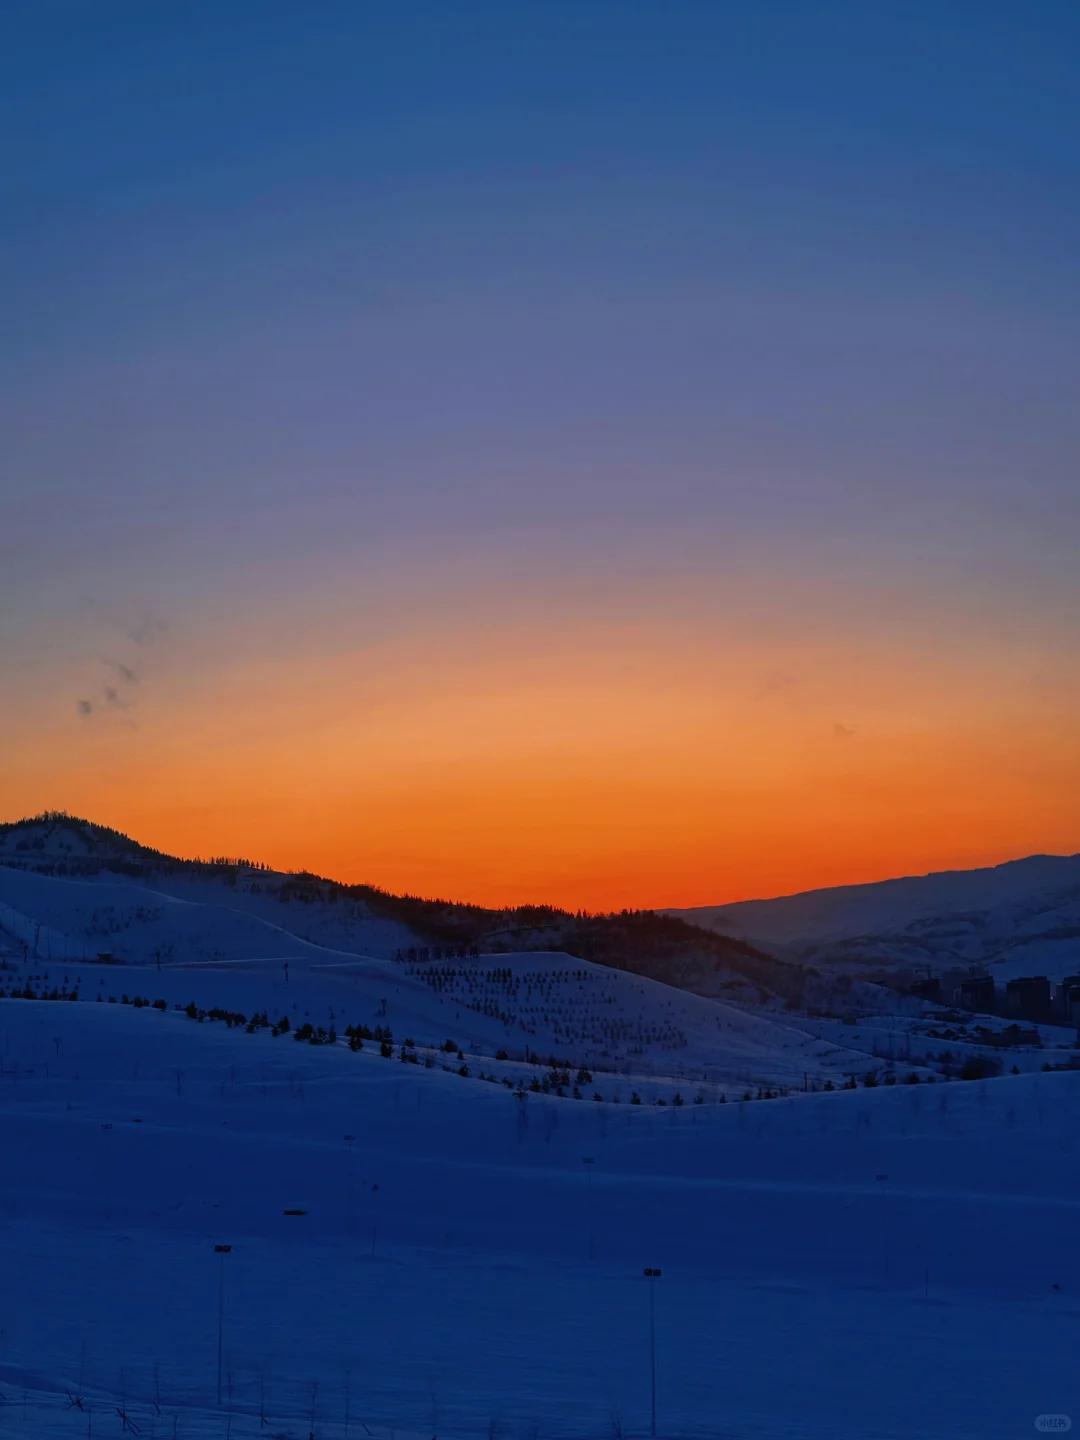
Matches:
[[344, 1135, 356, 1235], [214, 1244, 232, 1406], [876, 1172, 890, 1286], [583, 1157, 595, 1260], [644, 1267, 661, 1437]]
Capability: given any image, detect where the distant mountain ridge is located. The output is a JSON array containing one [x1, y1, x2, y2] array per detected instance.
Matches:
[[669, 854, 1080, 981]]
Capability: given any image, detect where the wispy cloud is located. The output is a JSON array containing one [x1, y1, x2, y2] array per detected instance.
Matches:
[[833, 722, 858, 740], [74, 614, 167, 723], [103, 685, 131, 711], [104, 658, 139, 685]]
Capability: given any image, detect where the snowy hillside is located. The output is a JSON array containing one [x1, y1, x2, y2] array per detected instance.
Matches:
[[2, 814, 1074, 1092], [0, 864, 416, 969], [0, 900, 879, 1097], [0, 814, 786, 997], [673, 853, 1080, 980], [0, 814, 889, 1092]]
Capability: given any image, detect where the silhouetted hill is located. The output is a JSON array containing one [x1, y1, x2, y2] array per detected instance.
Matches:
[[0, 811, 794, 1002]]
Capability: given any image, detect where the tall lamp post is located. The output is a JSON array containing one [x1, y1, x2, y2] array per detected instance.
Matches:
[[583, 1156, 595, 1260], [214, 1244, 232, 1407], [344, 1134, 357, 1235], [644, 1267, 661, 1437]]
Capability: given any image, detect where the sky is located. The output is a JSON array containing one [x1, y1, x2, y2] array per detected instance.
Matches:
[[2, 1, 1079, 910]]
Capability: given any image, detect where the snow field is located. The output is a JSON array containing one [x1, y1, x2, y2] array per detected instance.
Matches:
[[1, 994, 1078, 1440]]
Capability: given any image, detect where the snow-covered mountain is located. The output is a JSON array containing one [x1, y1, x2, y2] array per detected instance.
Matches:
[[671, 853, 1080, 980]]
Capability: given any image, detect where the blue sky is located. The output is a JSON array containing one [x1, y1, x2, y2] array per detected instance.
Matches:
[[2, 1, 1078, 903]]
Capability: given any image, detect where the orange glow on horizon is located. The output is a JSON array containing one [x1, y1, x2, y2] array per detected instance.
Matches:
[[3, 606, 1077, 912]]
